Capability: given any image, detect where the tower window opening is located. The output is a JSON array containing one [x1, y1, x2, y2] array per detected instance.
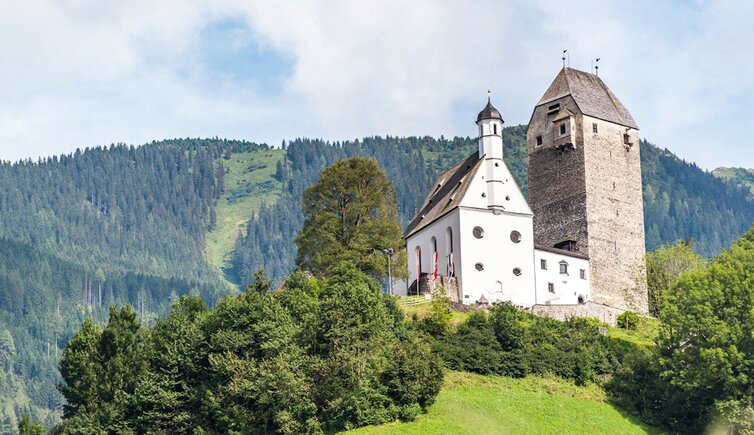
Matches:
[[592, 123, 598, 133], [580, 269, 586, 280], [536, 135, 543, 146], [559, 123, 566, 135], [541, 259, 547, 270], [475, 262, 484, 271], [548, 282, 555, 293], [472, 226, 485, 239], [513, 267, 522, 276], [493, 124, 497, 135], [624, 133, 632, 145]]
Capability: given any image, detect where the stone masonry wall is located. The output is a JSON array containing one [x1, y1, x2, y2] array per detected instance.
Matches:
[[527, 96, 590, 253], [582, 115, 647, 312], [531, 302, 626, 326], [527, 100, 648, 313]]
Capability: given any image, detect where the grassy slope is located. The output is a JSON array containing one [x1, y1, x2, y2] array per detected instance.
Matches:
[[346, 371, 662, 435], [713, 167, 754, 196], [608, 316, 660, 348], [205, 149, 285, 284]]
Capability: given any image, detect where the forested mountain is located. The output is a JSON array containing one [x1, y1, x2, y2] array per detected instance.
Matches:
[[1, 128, 753, 428], [642, 144, 754, 255], [714, 166, 754, 195], [0, 139, 266, 429]]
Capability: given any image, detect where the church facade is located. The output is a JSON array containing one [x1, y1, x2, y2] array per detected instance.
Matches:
[[403, 67, 646, 317]]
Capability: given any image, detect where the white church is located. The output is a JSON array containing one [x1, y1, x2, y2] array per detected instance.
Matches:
[[401, 67, 646, 316]]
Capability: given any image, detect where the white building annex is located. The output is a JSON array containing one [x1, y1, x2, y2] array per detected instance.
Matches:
[[401, 66, 648, 318]]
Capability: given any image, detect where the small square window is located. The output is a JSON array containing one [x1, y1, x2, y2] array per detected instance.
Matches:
[[548, 283, 555, 293], [559, 262, 568, 274], [560, 123, 566, 135], [540, 259, 547, 270], [580, 269, 586, 280], [592, 123, 598, 133], [624, 133, 631, 144], [536, 135, 543, 146]]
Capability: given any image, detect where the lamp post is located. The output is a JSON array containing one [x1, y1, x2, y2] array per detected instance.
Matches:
[[382, 248, 394, 295]]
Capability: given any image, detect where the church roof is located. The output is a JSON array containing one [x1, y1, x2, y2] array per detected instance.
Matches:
[[404, 152, 483, 239], [476, 98, 504, 123], [537, 68, 638, 129]]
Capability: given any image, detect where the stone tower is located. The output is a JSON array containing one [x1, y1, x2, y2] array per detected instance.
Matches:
[[526, 68, 647, 312]]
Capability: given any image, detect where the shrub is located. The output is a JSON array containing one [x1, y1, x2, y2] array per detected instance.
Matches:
[[617, 311, 639, 330]]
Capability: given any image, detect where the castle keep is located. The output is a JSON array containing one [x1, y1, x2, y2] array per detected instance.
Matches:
[[403, 67, 647, 321], [527, 68, 646, 311]]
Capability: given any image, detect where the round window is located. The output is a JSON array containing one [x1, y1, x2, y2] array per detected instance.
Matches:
[[472, 226, 484, 239], [510, 231, 521, 243], [475, 262, 484, 271], [512, 267, 522, 276]]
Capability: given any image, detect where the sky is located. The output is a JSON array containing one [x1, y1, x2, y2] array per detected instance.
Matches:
[[0, 0, 752, 169]]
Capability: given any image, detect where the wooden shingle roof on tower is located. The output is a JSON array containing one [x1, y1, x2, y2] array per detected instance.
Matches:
[[536, 67, 638, 129], [404, 152, 483, 238]]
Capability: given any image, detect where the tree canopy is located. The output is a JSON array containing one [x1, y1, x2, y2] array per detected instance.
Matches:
[[295, 157, 404, 278], [57, 266, 443, 433]]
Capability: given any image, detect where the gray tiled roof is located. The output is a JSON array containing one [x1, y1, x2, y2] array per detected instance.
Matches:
[[404, 152, 483, 238], [477, 98, 503, 122], [537, 68, 638, 129]]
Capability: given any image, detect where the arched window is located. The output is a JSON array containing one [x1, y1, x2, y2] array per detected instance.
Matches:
[[430, 237, 438, 280], [446, 227, 454, 277]]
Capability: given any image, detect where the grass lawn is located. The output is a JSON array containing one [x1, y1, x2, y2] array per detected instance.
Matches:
[[345, 371, 662, 435], [394, 296, 472, 325], [205, 149, 285, 284]]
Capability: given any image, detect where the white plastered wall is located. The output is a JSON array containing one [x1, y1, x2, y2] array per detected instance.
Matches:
[[405, 209, 461, 292], [534, 249, 591, 305], [457, 207, 536, 307]]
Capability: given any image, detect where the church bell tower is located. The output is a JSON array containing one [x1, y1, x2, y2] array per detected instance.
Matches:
[[476, 95, 506, 214]]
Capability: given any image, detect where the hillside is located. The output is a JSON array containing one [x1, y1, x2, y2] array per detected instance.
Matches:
[[713, 167, 754, 196], [204, 147, 285, 284], [1, 130, 754, 427], [346, 371, 661, 435]]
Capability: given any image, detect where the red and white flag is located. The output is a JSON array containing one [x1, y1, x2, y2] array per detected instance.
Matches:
[[433, 251, 438, 281]]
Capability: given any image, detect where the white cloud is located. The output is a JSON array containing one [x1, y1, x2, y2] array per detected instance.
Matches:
[[0, 0, 752, 169]]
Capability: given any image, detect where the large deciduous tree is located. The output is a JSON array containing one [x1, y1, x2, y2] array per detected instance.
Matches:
[[645, 239, 706, 316], [655, 225, 754, 431], [295, 157, 404, 278]]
